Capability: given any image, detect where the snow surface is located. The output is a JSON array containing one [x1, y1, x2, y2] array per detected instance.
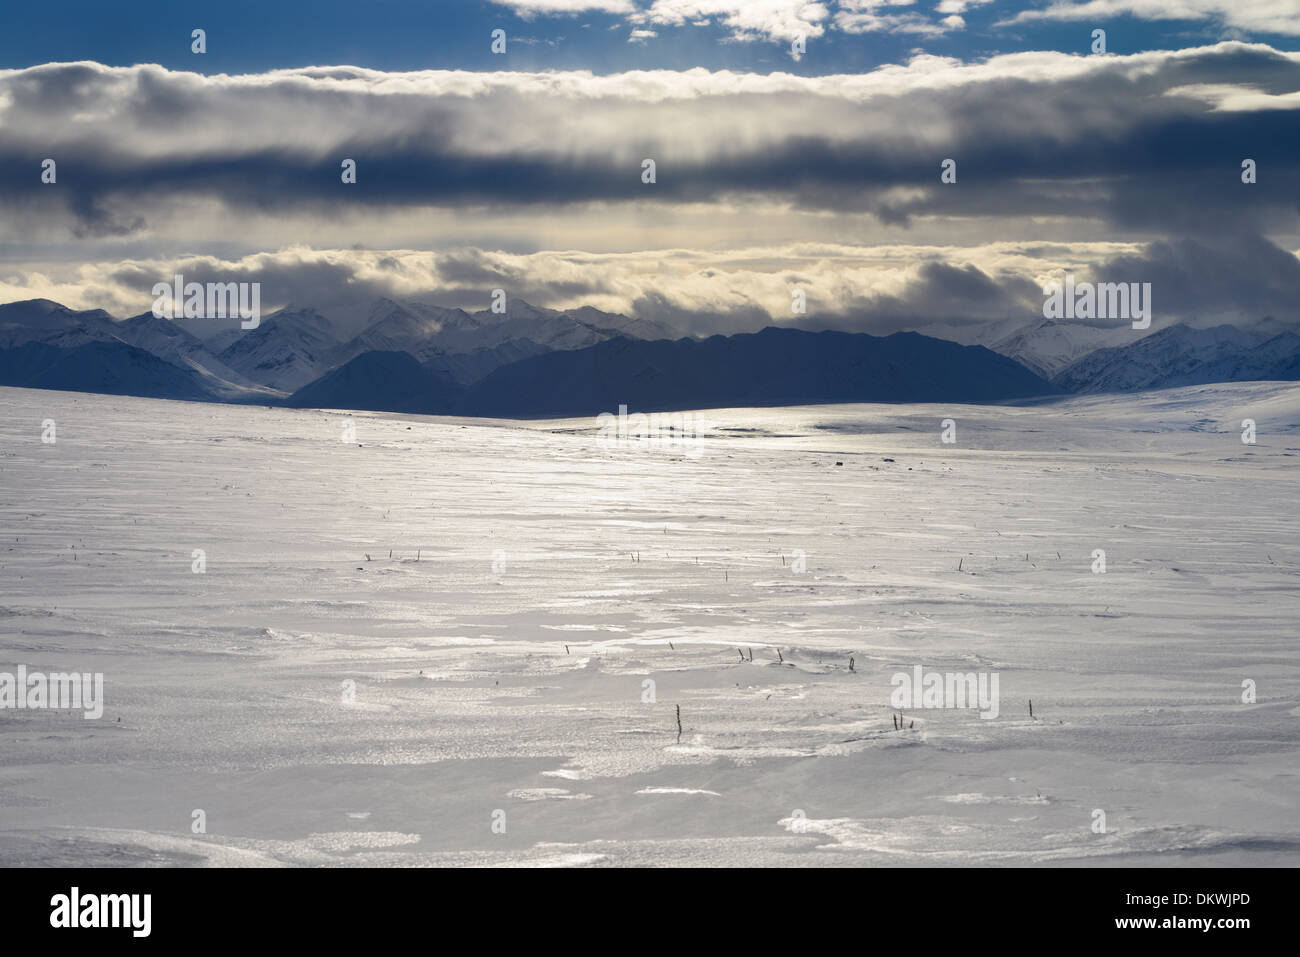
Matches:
[[1, 382, 1298, 867]]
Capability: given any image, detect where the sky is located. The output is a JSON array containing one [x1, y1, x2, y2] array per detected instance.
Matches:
[[2, 0, 1299, 337]]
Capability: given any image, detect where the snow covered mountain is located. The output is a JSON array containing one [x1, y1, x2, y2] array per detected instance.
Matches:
[[1053, 323, 1300, 393], [0, 296, 676, 403], [327, 298, 481, 368], [112, 311, 275, 399], [463, 299, 674, 353], [328, 297, 675, 385], [565, 305, 676, 341], [217, 305, 341, 393], [423, 339, 553, 386], [11, 294, 1297, 412], [0, 299, 272, 399], [0, 298, 118, 349], [987, 319, 1149, 379]]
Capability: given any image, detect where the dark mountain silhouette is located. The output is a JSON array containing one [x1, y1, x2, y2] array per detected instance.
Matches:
[[0, 340, 213, 400], [284, 350, 461, 414], [456, 327, 1058, 418]]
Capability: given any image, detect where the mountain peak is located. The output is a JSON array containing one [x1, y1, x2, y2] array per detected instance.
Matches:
[[0, 297, 69, 314]]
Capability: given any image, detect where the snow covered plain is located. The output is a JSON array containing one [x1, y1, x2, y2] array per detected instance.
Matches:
[[1, 382, 1298, 867]]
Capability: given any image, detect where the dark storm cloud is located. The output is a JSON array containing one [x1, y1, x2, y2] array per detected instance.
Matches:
[[2, 43, 1300, 238], [814, 235, 1300, 335], [1097, 233, 1300, 319]]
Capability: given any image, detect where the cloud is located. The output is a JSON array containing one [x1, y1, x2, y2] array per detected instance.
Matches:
[[1091, 232, 1300, 320], [937, 0, 995, 13], [492, 0, 638, 18], [631, 1, 833, 43], [2, 44, 1299, 345], [495, 0, 1300, 46], [1001, 1, 1300, 38], [834, 0, 964, 37], [7, 236, 1294, 339], [2, 44, 1299, 250], [494, 0, 980, 43]]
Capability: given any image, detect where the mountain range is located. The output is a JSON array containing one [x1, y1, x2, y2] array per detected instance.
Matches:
[[0, 299, 271, 400], [0, 296, 668, 400], [1052, 322, 1300, 393], [984, 319, 1145, 380], [457, 327, 1059, 417], [1, 295, 1297, 416]]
